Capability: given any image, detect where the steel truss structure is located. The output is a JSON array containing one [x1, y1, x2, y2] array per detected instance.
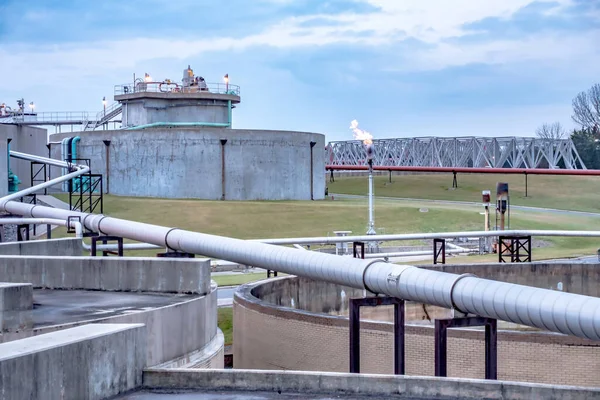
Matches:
[[326, 136, 587, 169]]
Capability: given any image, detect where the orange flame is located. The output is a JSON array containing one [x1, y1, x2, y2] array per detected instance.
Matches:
[[350, 119, 373, 145]]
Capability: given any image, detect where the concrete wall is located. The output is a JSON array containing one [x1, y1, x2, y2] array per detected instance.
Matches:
[[420, 262, 600, 297], [0, 283, 32, 333], [25, 285, 219, 367], [123, 98, 229, 126], [0, 124, 48, 192], [0, 237, 83, 256], [0, 323, 145, 400], [0, 255, 211, 294], [234, 275, 600, 388], [50, 127, 326, 200], [143, 369, 600, 400]]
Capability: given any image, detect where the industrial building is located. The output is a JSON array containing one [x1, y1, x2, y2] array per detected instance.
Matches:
[[2, 66, 600, 399]]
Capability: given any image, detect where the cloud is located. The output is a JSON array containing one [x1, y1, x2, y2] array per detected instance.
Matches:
[[0, 0, 597, 139]]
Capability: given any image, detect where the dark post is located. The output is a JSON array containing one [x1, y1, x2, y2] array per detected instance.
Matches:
[[349, 296, 405, 375], [485, 318, 498, 380], [435, 317, 498, 380], [394, 300, 405, 375], [353, 241, 365, 259], [220, 139, 227, 200], [310, 141, 316, 200], [389, 169, 392, 183], [524, 172, 528, 198], [103, 140, 111, 194], [434, 319, 448, 377], [46, 143, 51, 183], [349, 298, 361, 373], [452, 171, 458, 188], [433, 238, 446, 264]]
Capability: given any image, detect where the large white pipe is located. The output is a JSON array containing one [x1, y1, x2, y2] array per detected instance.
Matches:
[[5, 152, 600, 341], [6, 199, 600, 341]]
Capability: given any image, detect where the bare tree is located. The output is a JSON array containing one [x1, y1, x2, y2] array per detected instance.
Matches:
[[535, 121, 566, 140], [572, 83, 600, 129]]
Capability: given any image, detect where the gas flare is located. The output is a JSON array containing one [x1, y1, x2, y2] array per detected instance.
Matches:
[[350, 119, 373, 145]]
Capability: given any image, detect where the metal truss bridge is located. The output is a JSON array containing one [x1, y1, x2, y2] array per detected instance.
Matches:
[[326, 136, 586, 169]]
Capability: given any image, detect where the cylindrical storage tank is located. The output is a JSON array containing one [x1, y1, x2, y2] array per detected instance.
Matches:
[[49, 127, 326, 201]]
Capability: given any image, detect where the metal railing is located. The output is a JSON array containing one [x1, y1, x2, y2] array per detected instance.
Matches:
[[9, 111, 90, 123], [114, 81, 240, 96], [95, 102, 122, 123]]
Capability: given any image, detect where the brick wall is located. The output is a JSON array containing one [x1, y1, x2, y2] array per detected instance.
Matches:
[[234, 283, 600, 387]]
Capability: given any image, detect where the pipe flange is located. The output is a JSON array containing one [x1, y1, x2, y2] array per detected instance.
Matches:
[[361, 258, 397, 294], [164, 227, 181, 250], [95, 215, 109, 235], [449, 273, 477, 313], [28, 205, 40, 218]]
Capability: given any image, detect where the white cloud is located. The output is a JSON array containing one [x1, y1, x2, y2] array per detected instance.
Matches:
[[0, 0, 579, 83]]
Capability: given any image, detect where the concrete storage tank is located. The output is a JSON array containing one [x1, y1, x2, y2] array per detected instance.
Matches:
[[49, 66, 325, 201]]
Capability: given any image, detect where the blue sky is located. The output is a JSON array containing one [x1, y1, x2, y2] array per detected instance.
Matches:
[[0, 0, 598, 141]]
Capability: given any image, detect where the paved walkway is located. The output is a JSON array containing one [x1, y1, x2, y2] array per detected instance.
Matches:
[[37, 195, 71, 210]]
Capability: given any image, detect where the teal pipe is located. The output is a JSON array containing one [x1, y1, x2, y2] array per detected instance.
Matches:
[[126, 122, 230, 130], [227, 100, 232, 128], [71, 136, 81, 191]]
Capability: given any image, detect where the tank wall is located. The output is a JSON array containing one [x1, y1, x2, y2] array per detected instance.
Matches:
[[0, 124, 47, 192], [124, 99, 229, 127], [50, 128, 326, 201]]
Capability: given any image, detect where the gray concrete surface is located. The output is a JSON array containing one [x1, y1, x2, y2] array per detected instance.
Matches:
[[0, 255, 211, 294], [0, 124, 48, 192], [116, 91, 240, 127], [141, 369, 600, 399], [0, 237, 83, 256], [50, 127, 325, 200], [0, 323, 146, 400], [30, 289, 197, 327], [0, 282, 32, 333], [0, 285, 220, 368], [119, 390, 429, 399]]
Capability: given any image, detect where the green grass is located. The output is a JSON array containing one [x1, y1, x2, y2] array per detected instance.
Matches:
[[329, 173, 600, 213], [212, 272, 286, 287], [218, 307, 233, 346], [46, 172, 600, 261]]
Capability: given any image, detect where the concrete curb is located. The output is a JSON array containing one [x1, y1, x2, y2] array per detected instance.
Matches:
[[142, 369, 600, 399]]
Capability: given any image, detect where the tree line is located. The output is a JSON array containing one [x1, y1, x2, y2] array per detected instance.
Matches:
[[535, 83, 600, 169]]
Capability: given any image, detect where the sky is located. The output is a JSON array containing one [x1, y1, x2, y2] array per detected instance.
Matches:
[[0, 0, 598, 142]]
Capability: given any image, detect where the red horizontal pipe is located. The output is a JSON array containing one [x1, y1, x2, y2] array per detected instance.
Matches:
[[326, 165, 600, 176]]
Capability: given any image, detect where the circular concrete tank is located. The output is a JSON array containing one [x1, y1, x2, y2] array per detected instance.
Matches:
[[233, 262, 600, 388], [50, 127, 325, 200]]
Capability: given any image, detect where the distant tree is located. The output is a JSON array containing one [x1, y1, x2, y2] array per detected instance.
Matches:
[[572, 83, 600, 130], [570, 128, 600, 169], [535, 122, 566, 140]]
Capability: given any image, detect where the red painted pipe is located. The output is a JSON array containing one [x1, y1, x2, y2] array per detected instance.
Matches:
[[325, 165, 600, 176]]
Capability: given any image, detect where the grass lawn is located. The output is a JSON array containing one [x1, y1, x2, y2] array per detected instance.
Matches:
[[328, 173, 600, 213], [218, 307, 233, 346], [45, 171, 600, 262], [45, 194, 600, 261]]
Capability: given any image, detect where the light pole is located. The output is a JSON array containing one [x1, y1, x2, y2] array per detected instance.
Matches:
[[102, 96, 107, 130], [350, 120, 377, 247]]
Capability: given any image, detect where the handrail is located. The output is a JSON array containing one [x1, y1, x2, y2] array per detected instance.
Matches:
[[114, 81, 240, 96]]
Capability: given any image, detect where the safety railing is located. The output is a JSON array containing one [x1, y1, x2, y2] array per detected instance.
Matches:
[[9, 111, 90, 123], [95, 102, 122, 123], [114, 81, 240, 96]]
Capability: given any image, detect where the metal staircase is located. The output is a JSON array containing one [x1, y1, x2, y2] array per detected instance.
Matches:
[[84, 102, 122, 131]]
